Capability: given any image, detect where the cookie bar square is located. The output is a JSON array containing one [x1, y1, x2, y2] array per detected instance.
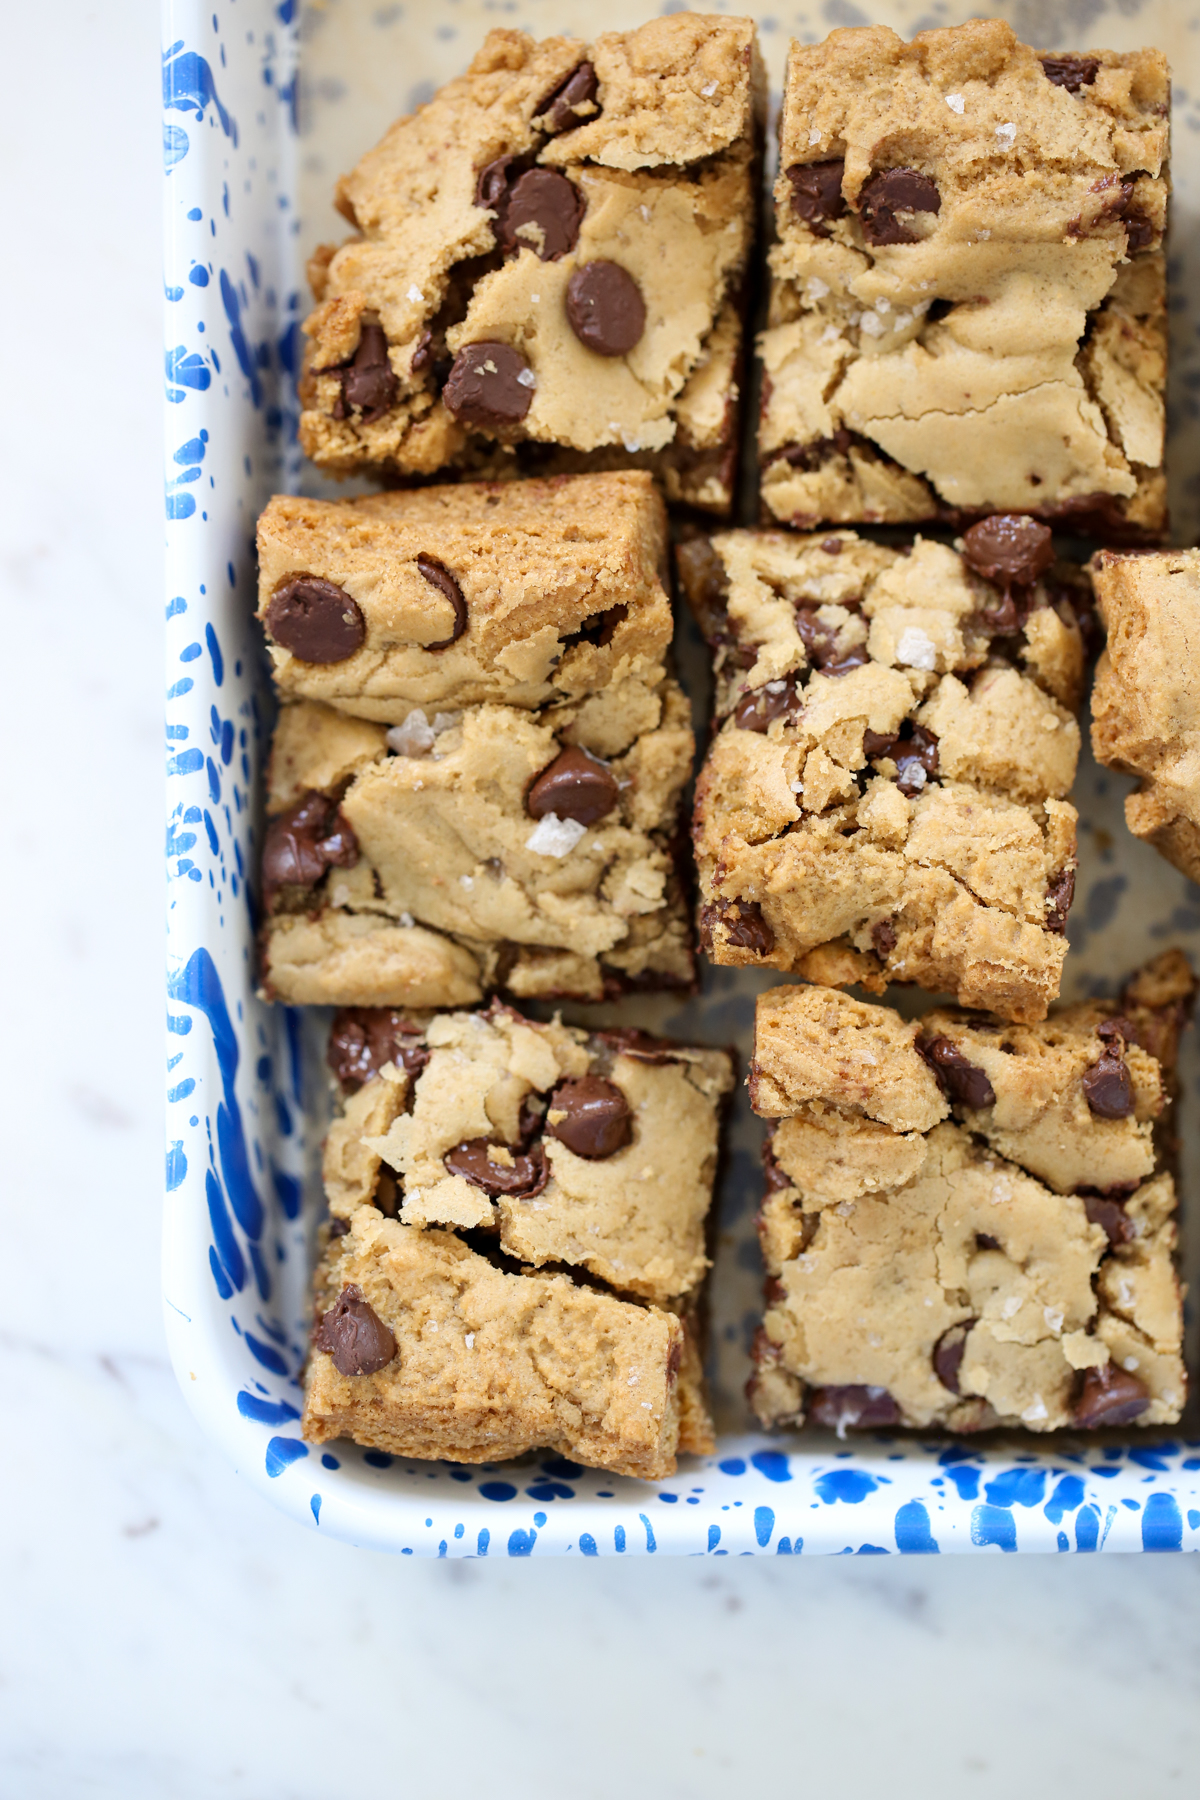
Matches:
[[256, 472, 672, 722], [1090, 548, 1200, 883], [321, 1003, 733, 1305], [746, 953, 1193, 1435], [681, 520, 1088, 1022], [299, 17, 764, 514], [758, 19, 1168, 537], [259, 675, 695, 1007], [300, 1004, 734, 1477]]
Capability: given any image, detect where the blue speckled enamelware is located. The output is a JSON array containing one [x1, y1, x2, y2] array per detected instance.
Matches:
[[164, 0, 1200, 1554]]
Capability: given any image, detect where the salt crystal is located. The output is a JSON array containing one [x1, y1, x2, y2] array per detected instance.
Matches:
[[387, 710, 437, 757], [1021, 1395, 1048, 1423], [701, 80, 719, 97], [995, 122, 1017, 150], [407, 283, 424, 302], [525, 813, 587, 858], [895, 626, 938, 671], [946, 93, 965, 114], [517, 367, 536, 387]]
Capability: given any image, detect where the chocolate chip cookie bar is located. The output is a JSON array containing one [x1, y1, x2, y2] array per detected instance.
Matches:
[[758, 19, 1169, 538], [301, 1004, 733, 1476], [256, 472, 672, 721], [681, 518, 1088, 1022], [1091, 548, 1200, 883], [259, 677, 695, 1007], [299, 16, 764, 514], [746, 952, 1192, 1435]]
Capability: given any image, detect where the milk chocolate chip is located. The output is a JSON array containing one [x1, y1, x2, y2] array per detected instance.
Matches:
[[416, 555, 468, 650], [1041, 55, 1100, 92], [1082, 1048, 1134, 1119], [266, 576, 367, 664], [858, 168, 940, 246], [566, 261, 645, 356], [1080, 1191, 1136, 1248], [1045, 866, 1076, 935], [527, 746, 619, 827], [701, 898, 774, 956], [536, 60, 599, 135], [1072, 1362, 1150, 1429], [734, 675, 800, 733], [962, 514, 1055, 589], [494, 168, 583, 261], [786, 159, 846, 234], [327, 1008, 429, 1091], [546, 1076, 632, 1159], [809, 1385, 901, 1430], [262, 791, 359, 899], [314, 1283, 396, 1377], [444, 1138, 549, 1197], [443, 341, 534, 429], [933, 1321, 974, 1394], [918, 1036, 996, 1109], [339, 321, 399, 421]]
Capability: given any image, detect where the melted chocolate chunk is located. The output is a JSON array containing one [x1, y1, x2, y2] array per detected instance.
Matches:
[[546, 1076, 632, 1159], [858, 168, 940, 246], [482, 162, 584, 261], [444, 1138, 549, 1197], [871, 918, 897, 958], [809, 1385, 901, 1431], [443, 341, 534, 430], [918, 1036, 996, 1110], [795, 606, 853, 669], [1080, 1191, 1136, 1248], [962, 514, 1055, 590], [262, 791, 359, 900], [933, 1320, 974, 1394], [1098, 1015, 1138, 1048], [314, 1283, 396, 1377], [863, 728, 899, 760], [535, 60, 599, 135], [1072, 1362, 1150, 1429], [1041, 55, 1100, 92], [339, 321, 399, 421], [565, 261, 646, 356], [327, 1008, 429, 1091], [265, 576, 367, 665], [894, 726, 939, 797], [415, 555, 468, 650], [786, 159, 846, 234], [526, 745, 619, 826], [593, 1027, 677, 1066], [699, 898, 774, 956], [733, 675, 801, 733], [1045, 866, 1076, 935], [1082, 1050, 1134, 1119]]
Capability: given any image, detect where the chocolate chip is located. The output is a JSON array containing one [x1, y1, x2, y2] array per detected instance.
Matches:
[[1080, 1192, 1135, 1247], [1082, 1051, 1134, 1119], [443, 341, 534, 430], [863, 728, 899, 760], [786, 159, 846, 235], [975, 1233, 1002, 1252], [795, 606, 840, 667], [535, 59, 599, 135], [821, 536, 844, 555], [415, 555, 468, 651], [1114, 182, 1155, 253], [444, 1138, 549, 1197], [265, 576, 367, 664], [822, 646, 871, 678], [1045, 866, 1075, 934], [1041, 54, 1100, 92], [933, 1321, 974, 1394], [962, 514, 1055, 589], [858, 168, 940, 246], [918, 1036, 996, 1109], [566, 261, 646, 357], [327, 1008, 429, 1091], [895, 726, 939, 797], [809, 1385, 901, 1430], [1098, 1015, 1138, 1049], [1072, 1362, 1150, 1429], [871, 918, 897, 958], [475, 153, 522, 213], [733, 675, 801, 733], [593, 1027, 677, 1065], [495, 168, 583, 261], [314, 1283, 396, 1377], [340, 321, 399, 421], [527, 745, 619, 827], [546, 1076, 632, 1159], [328, 1216, 351, 1238], [699, 898, 774, 956], [263, 791, 359, 900]]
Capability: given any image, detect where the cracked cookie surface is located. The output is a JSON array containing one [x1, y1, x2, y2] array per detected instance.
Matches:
[[758, 19, 1168, 536], [746, 955, 1192, 1434], [298, 17, 764, 513], [681, 524, 1086, 1021]]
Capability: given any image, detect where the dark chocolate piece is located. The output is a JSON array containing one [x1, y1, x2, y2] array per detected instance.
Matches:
[[339, 321, 399, 421], [535, 60, 599, 135], [526, 746, 619, 827], [700, 898, 774, 956], [918, 1036, 996, 1110], [565, 261, 646, 356], [786, 159, 846, 234], [733, 675, 801, 733], [871, 918, 897, 957], [1072, 1362, 1150, 1429], [444, 1138, 549, 1197], [808, 1384, 901, 1430], [961, 514, 1055, 589], [263, 791, 359, 898], [1082, 1051, 1134, 1119], [443, 341, 535, 429], [265, 576, 367, 665], [1080, 1192, 1135, 1248], [1045, 867, 1076, 935], [327, 1008, 429, 1091], [314, 1283, 396, 1377], [894, 726, 939, 797], [933, 1320, 973, 1394], [1041, 55, 1100, 92], [546, 1076, 633, 1159], [858, 168, 940, 246], [483, 162, 584, 261], [415, 555, 468, 650]]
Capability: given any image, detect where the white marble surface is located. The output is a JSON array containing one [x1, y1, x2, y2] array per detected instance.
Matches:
[[3, 3, 1200, 1794]]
